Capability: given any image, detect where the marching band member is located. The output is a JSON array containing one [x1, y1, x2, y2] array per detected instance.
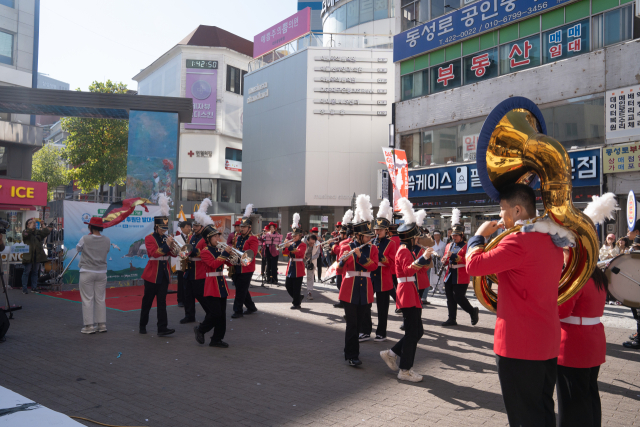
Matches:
[[263, 222, 282, 284], [388, 220, 401, 303], [441, 209, 479, 327], [195, 225, 231, 348], [380, 198, 432, 382], [227, 220, 241, 246], [339, 195, 378, 367], [139, 195, 177, 336], [413, 215, 432, 304], [180, 200, 212, 324], [283, 213, 307, 309], [259, 225, 269, 279], [362, 198, 396, 342], [231, 204, 259, 318], [332, 210, 353, 309], [466, 184, 565, 427], [175, 220, 192, 308]]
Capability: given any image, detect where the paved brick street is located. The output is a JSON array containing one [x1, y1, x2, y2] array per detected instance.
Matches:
[[1, 273, 640, 427]]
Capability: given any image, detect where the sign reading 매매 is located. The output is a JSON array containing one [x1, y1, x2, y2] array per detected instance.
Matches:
[[0, 179, 47, 206]]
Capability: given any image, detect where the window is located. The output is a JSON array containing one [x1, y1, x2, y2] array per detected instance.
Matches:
[[430, 125, 458, 164], [218, 180, 241, 204], [225, 148, 242, 162], [180, 179, 216, 201], [499, 34, 541, 75], [463, 48, 499, 84], [0, 0, 15, 8], [335, 5, 347, 32], [347, 0, 359, 28], [402, 0, 420, 32], [401, 69, 429, 101], [226, 65, 247, 95], [431, 0, 459, 21], [540, 96, 605, 148], [360, 0, 374, 24], [374, 0, 389, 20], [0, 31, 13, 65], [603, 4, 633, 47], [323, 0, 390, 33], [431, 60, 462, 93], [542, 19, 589, 64]]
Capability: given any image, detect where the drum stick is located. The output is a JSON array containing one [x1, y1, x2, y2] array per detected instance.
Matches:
[[610, 267, 640, 286]]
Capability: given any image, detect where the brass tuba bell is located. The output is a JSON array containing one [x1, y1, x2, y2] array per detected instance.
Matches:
[[473, 97, 598, 313]]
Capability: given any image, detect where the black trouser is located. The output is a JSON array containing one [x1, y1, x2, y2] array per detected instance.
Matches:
[[343, 302, 370, 359], [444, 278, 474, 321], [496, 355, 557, 427], [285, 276, 304, 306], [317, 257, 323, 281], [232, 272, 256, 314], [140, 279, 169, 331], [556, 365, 601, 427], [391, 307, 424, 370], [198, 297, 227, 342], [184, 278, 208, 320], [266, 251, 279, 283], [376, 290, 392, 337], [177, 271, 185, 304], [336, 274, 342, 290], [0, 309, 9, 340], [360, 303, 373, 335], [632, 308, 640, 335], [390, 275, 397, 301]]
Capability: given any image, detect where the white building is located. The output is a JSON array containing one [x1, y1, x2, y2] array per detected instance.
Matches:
[[133, 26, 253, 215]]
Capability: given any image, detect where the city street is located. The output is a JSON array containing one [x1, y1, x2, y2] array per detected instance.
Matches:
[[1, 272, 639, 427]]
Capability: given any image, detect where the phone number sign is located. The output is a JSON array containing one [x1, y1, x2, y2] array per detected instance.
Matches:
[[394, 0, 576, 63], [408, 148, 600, 198]]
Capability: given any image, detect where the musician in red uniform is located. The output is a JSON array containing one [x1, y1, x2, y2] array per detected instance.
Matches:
[[230, 205, 259, 318], [380, 198, 433, 382], [282, 216, 307, 309], [195, 225, 232, 348], [338, 216, 378, 367], [139, 204, 177, 336], [331, 210, 353, 309], [388, 222, 401, 304], [466, 184, 564, 427], [556, 248, 608, 427], [441, 223, 479, 326]]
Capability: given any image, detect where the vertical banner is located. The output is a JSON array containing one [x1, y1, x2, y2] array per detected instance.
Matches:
[[382, 148, 409, 211], [185, 67, 218, 130], [628, 190, 637, 232], [63, 201, 161, 284], [126, 111, 179, 204]]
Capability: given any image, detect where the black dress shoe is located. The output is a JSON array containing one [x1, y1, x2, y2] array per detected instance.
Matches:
[[194, 326, 204, 344], [180, 317, 196, 324], [395, 308, 402, 314], [399, 323, 405, 331], [333, 302, 344, 308], [441, 319, 458, 327], [243, 308, 258, 315], [231, 312, 243, 319], [623, 339, 640, 349], [210, 340, 229, 348], [629, 332, 638, 341], [347, 358, 362, 367], [139, 327, 147, 334], [158, 329, 175, 337], [471, 307, 480, 326], [290, 305, 301, 310]]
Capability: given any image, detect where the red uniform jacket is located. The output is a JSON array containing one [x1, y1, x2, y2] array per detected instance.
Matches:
[[444, 242, 469, 284], [558, 278, 606, 368], [284, 240, 307, 278], [372, 237, 396, 292], [413, 246, 431, 290], [390, 235, 401, 276], [201, 245, 230, 298], [232, 234, 259, 274], [395, 245, 424, 309], [186, 234, 207, 280], [141, 233, 175, 283], [334, 238, 352, 277], [338, 242, 378, 305], [466, 232, 563, 360]]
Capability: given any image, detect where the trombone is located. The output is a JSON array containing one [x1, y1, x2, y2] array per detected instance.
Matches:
[[216, 242, 255, 267]]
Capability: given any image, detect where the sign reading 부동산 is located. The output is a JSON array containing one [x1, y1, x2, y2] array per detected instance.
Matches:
[[394, 0, 577, 63]]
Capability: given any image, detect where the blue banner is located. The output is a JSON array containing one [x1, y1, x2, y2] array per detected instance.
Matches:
[[394, 0, 577, 63], [409, 148, 600, 199]]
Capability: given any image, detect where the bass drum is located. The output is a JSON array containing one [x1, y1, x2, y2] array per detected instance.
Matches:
[[604, 253, 640, 308]]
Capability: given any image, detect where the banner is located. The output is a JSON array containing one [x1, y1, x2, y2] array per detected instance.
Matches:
[[185, 68, 218, 130], [63, 201, 161, 284], [382, 148, 409, 211], [603, 141, 639, 174], [253, 8, 311, 58], [606, 85, 640, 140]]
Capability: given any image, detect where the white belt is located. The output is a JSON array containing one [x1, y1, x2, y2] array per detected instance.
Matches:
[[206, 272, 222, 277], [291, 258, 304, 262], [154, 256, 170, 261], [451, 264, 465, 269], [345, 271, 370, 278], [560, 316, 601, 326], [397, 277, 416, 283], [189, 257, 201, 261]]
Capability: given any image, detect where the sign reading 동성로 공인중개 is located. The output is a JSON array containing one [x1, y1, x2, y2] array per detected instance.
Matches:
[[605, 85, 640, 140], [602, 141, 640, 174], [253, 8, 311, 58]]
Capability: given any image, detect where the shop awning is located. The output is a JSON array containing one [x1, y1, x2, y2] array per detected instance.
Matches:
[[0, 204, 37, 211]]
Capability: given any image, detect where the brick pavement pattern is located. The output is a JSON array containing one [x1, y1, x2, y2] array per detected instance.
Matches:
[[1, 276, 639, 427]]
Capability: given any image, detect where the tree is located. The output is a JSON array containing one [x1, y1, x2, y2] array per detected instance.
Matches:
[[61, 80, 129, 201], [32, 143, 69, 202]]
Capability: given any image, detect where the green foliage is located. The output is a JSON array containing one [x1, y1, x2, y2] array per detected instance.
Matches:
[[32, 143, 68, 202], [61, 80, 129, 194]]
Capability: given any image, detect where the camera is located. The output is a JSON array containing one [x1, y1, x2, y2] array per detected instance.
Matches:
[[0, 219, 9, 235]]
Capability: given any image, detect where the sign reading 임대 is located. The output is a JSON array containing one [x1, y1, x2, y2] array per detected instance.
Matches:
[[253, 8, 311, 58], [602, 141, 640, 174], [0, 179, 48, 207], [394, 0, 577, 62], [605, 85, 640, 140]]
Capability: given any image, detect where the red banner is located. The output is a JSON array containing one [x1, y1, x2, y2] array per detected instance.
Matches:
[[382, 148, 409, 211]]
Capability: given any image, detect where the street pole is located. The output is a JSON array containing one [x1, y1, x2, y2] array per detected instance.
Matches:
[[389, 103, 396, 215]]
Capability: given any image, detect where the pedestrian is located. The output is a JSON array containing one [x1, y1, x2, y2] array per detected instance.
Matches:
[[230, 204, 259, 318], [258, 225, 268, 279], [283, 214, 307, 309], [77, 217, 111, 334], [599, 233, 618, 261], [21, 218, 52, 294], [310, 227, 323, 281], [263, 222, 282, 284], [303, 233, 319, 300], [429, 230, 446, 294], [174, 220, 192, 308]]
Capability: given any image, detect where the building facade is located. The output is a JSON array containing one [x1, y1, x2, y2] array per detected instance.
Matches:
[[133, 26, 253, 216], [393, 0, 639, 236]]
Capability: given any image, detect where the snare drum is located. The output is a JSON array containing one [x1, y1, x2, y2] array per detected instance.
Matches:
[[604, 252, 640, 308]]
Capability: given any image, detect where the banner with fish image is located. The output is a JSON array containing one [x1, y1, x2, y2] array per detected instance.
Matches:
[[62, 201, 161, 284], [125, 110, 179, 205]]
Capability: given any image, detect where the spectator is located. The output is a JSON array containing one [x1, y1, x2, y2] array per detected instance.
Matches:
[[21, 218, 51, 294], [263, 223, 282, 284], [617, 237, 630, 254], [445, 228, 453, 244], [599, 234, 618, 261], [310, 227, 323, 281], [303, 234, 319, 300], [429, 230, 446, 294]]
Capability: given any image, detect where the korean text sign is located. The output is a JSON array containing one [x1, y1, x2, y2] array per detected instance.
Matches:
[[603, 142, 640, 174], [0, 178, 47, 206], [394, 0, 576, 62], [605, 85, 640, 140], [185, 69, 217, 130], [253, 8, 311, 58], [409, 148, 600, 198]]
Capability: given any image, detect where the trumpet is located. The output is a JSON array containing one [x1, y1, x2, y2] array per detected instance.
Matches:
[[277, 239, 294, 250], [163, 236, 192, 259], [216, 242, 255, 267]]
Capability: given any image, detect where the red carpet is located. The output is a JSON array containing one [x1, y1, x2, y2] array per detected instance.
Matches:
[[40, 284, 271, 312]]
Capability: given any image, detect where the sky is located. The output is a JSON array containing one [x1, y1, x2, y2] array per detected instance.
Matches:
[[38, 0, 299, 91]]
